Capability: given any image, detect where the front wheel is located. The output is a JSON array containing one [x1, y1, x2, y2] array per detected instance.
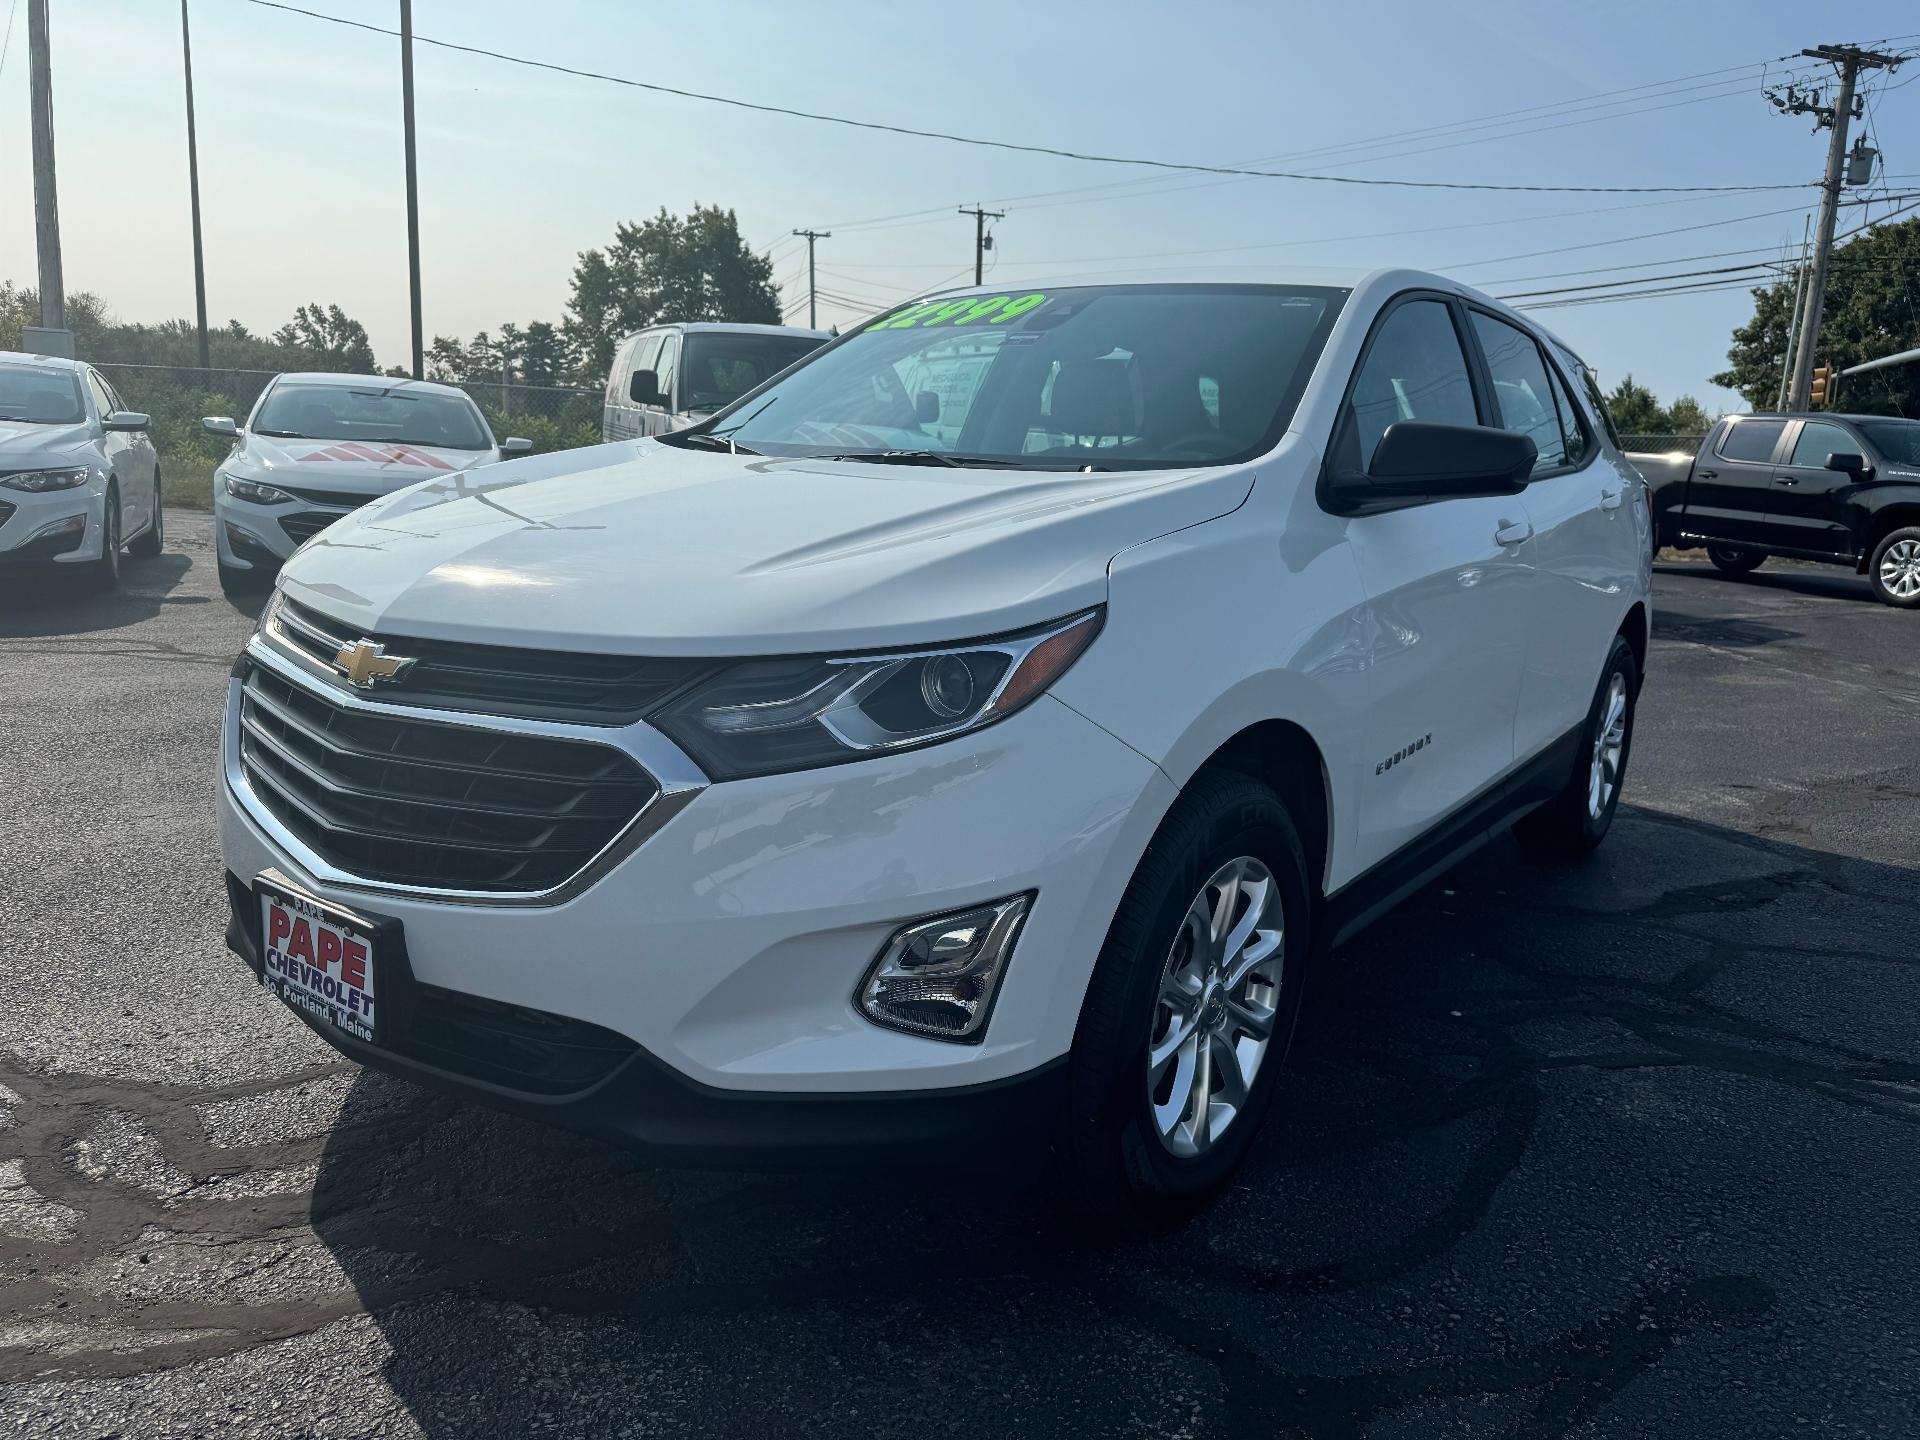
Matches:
[[1515, 636, 1639, 859], [129, 476, 164, 558], [87, 491, 122, 592], [1706, 544, 1765, 576], [1868, 527, 1920, 609], [1058, 771, 1312, 1236]]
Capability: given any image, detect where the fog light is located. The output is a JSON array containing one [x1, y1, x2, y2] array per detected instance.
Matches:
[[856, 894, 1031, 1043]]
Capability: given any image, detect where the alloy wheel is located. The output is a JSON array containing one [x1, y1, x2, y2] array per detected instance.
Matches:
[[1147, 855, 1285, 1159], [1879, 539, 1920, 600], [1588, 672, 1628, 821]]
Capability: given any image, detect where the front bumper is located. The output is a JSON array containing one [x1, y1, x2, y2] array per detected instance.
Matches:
[[219, 657, 1175, 1127], [0, 485, 104, 565], [214, 487, 351, 571]]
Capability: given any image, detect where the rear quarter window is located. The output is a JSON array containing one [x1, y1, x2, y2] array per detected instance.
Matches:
[[1717, 419, 1787, 464]]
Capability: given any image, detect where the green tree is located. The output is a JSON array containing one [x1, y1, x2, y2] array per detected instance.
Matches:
[[564, 205, 780, 382], [1665, 395, 1712, 434], [1604, 374, 1668, 435], [272, 302, 377, 372], [1713, 215, 1920, 416]]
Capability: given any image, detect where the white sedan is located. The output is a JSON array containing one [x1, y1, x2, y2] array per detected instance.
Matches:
[[209, 373, 529, 598], [0, 351, 163, 591]]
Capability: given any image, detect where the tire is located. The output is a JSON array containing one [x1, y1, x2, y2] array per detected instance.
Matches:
[[1058, 770, 1314, 1237], [1706, 544, 1765, 576], [129, 477, 164, 558], [1867, 526, 1920, 609], [1515, 635, 1639, 860], [87, 490, 122, 592], [218, 559, 270, 601]]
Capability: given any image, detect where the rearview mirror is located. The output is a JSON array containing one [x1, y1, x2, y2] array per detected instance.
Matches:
[[201, 415, 239, 438], [628, 369, 666, 407], [103, 411, 151, 432], [1824, 450, 1872, 478], [500, 437, 534, 455], [1324, 421, 1535, 514], [914, 391, 941, 425]]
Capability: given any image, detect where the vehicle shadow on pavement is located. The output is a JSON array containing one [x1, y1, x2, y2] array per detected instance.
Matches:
[[0, 553, 200, 638], [293, 805, 1920, 1436], [1655, 559, 1877, 607]]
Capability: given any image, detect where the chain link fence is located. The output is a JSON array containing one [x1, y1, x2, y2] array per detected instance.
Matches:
[[1618, 433, 1707, 454], [94, 364, 604, 507]]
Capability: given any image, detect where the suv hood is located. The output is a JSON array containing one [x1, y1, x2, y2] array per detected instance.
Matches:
[[0, 422, 94, 467], [276, 440, 1255, 655], [232, 434, 494, 499]]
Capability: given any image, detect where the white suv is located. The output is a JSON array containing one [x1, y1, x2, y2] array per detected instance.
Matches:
[[218, 269, 1650, 1229]]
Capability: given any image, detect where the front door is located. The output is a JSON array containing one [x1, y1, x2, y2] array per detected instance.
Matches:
[[1682, 417, 1786, 545], [1767, 418, 1863, 558], [1335, 296, 1529, 877]]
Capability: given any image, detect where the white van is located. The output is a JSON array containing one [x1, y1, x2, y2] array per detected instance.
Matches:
[[602, 322, 829, 441]]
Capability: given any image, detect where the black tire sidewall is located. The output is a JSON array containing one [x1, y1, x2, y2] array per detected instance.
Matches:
[[1065, 772, 1313, 1230], [1869, 527, 1920, 609], [1707, 545, 1763, 575], [1576, 636, 1639, 846], [91, 492, 121, 589]]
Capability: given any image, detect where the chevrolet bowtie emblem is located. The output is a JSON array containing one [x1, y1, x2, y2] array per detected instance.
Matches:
[[332, 639, 416, 689]]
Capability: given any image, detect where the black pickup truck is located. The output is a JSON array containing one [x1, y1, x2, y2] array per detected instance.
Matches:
[[1635, 411, 1920, 608]]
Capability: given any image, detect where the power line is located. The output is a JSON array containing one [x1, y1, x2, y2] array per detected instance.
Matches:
[[244, 0, 1818, 196]]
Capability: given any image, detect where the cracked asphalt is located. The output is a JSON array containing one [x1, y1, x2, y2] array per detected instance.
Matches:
[[3, 514, 1918, 1438]]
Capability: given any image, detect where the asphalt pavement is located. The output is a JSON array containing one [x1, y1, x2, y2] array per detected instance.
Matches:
[[2, 513, 1917, 1438]]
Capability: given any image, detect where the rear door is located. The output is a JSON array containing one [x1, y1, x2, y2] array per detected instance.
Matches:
[[1767, 418, 1863, 558], [1681, 417, 1787, 544], [1467, 311, 1634, 763], [1333, 294, 1531, 876]]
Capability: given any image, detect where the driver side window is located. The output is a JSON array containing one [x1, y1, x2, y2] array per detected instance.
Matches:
[[1340, 300, 1478, 472]]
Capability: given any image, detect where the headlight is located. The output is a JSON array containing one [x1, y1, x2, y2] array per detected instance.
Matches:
[[224, 474, 293, 506], [653, 609, 1102, 780], [1, 466, 93, 492]]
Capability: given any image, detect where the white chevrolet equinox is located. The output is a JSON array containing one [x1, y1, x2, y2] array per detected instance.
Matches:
[[219, 269, 1651, 1229]]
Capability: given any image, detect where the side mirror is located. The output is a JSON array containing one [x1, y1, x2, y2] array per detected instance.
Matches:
[[628, 369, 666, 407], [1326, 421, 1534, 514], [500, 437, 534, 455], [914, 391, 941, 425], [202, 415, 239, 437], [103, 411, 151, 432], [1824, 451, 1872, 478]]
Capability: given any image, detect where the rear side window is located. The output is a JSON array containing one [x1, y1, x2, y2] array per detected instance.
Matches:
[[1471, 312, 1568, 474], [1789, 421, 1854, 468], [1544, 363, 1593, 469], [1718, 419, 1786, 464], [653, 335, 680, 408], [1343, 299, 1478, 472]]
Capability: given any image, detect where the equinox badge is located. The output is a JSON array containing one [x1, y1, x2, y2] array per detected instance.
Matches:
[[332, 640, 416, 689]]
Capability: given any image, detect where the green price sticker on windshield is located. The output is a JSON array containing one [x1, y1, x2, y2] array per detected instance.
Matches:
[[870, 293, 1049, 330]]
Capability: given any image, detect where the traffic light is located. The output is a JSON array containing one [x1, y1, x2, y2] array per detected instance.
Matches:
[[1810, 364, 1833, 408]]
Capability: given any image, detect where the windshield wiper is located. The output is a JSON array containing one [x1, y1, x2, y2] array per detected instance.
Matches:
[[674, 431, 762, 456], [817, 450, 1027, 469], [255, 428, 310, 439]]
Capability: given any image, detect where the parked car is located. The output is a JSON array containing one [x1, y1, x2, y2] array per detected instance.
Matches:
[[1635, 412, 1920, 607], [208, 373, 530, 599], [219, 269, 1651, 1230], [0, 351, 162, 590], [602, 322, 829, 441]]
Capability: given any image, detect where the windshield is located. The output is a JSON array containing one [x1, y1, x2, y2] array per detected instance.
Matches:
[[251, 382, 492, 450], [676, 284, 1346, 470], [1858, 418, 1920, 466], [680, 333, 826, 412], [0, 365, 86, 425]]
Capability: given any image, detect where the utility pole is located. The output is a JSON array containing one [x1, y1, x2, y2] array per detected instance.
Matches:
[[1775, 216, 1812, 413], [958, 205, 1005, 286], [792, 229, 830, 329], [26, 0, 69, 356], [180, 0, 210, 370], [399, 0, 424, 379], [1770, 44, 1905, 410]]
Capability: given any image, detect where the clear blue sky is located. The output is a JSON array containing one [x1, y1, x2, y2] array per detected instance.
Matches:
[[3, 0, 1916, 411]]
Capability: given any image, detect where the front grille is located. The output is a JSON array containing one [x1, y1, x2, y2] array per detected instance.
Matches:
[[237, 662, 660, 892], [280, 510, 345, 545], [407, 984, 638, 1094], [271, 598, 713, 726], [0, 499, 15, 529], [279, 483, 379, 509]]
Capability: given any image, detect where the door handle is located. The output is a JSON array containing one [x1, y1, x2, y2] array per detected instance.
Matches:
[[1599, 488, 1623, 511], [1773, 476, 1798, 487], [1494, 520, 1533, 546], [1696, 469, 1719, 480]]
